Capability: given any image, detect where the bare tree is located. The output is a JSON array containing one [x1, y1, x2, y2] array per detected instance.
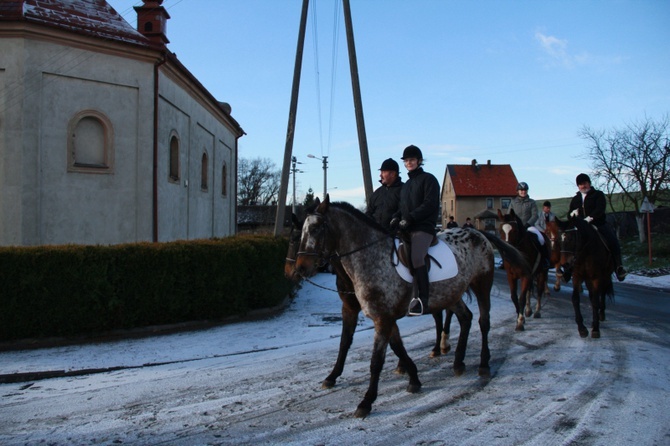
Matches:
[[237, 157, 281, 206], [579, 114, 670, 240]]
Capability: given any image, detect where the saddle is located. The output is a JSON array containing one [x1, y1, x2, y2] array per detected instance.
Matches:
[[391, 234, 458, 283], [394, 233, 439, 272]]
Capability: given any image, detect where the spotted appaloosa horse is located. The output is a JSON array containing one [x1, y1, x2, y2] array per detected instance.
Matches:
[[295, 196, 527, 418], [556, 216, 614, 338], [284, 205, 459, 389], [497, 209, 546, 331]]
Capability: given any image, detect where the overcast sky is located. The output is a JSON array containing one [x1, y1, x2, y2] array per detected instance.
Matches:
[[108, 0, 670, 206]]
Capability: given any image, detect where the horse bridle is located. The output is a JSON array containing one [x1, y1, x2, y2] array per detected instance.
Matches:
[[295, 213, 390, 263]]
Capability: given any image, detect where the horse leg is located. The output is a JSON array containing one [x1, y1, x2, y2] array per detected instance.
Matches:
[[516, 279, 530, 331], [471, 275, 492, 376], [355, 320, 418, 419], [323, 296, 359, 388], [534, 270, 546, 318], [571, 281, 588, 338], [449, 301, 472, 376], [430, 311, 445, 358], [441, 310, 454, 354], [589, 283, 602, 339]]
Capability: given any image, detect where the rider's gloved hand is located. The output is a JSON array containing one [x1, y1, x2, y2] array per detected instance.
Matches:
[[389, 218, 400, 230], [399, 219, 410, 230], [570, 209, 579, 218], [584, 216, 593, 223]]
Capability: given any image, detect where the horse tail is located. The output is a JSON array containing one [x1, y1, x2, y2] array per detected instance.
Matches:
[[479, 230, 532, 276]]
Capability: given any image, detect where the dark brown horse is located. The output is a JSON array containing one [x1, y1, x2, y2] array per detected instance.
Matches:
[[295, 197, 526, 418], [556, 216, 614, 338], [284, 207, 458, 388], [543, 219, 564, 295], [497, 209, 545, 331]]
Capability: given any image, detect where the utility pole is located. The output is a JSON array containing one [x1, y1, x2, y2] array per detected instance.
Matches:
[[307, 154, 328, 200], [342, 0, 373, 202], [274, 0, 310, 236]]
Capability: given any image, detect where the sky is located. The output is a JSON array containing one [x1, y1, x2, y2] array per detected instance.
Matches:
[[108, 0, 670, 208]]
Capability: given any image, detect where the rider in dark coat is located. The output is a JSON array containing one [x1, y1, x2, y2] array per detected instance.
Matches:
[[391, 145, 440, 316], [568, 173, 627, 281], [366, 158, 403, 231]]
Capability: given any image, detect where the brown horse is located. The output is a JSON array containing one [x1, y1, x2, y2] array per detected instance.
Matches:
[[294, 197, 526, 417], [556, 216, 614, 338], [543, 219, 564, 295], [284, 203, 458, 389], [497, 209, 546, 331]]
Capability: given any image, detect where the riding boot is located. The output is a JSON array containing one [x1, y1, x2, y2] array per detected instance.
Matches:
[[408, 265, 429, 316], [615, 256, 628, 282]]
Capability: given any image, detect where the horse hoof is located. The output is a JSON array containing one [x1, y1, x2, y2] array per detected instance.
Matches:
[[515, 324, 525, 332], [591, 330, 601, 339], [554, 285, 560, 291], [453, 363, 465, 376], [478, 366, 491, 378], [441, 345, 451, 355], [599, 314, 606, 322], [407, 383, 421, 393], [533, 312, 541, 319], [354, 405, 371, 419], [322, 379, 336, 389], [394, 366, 407, 375], [525, 310, 533, 317], [429, 350, 441, 358], [579, 328, 588, 338]]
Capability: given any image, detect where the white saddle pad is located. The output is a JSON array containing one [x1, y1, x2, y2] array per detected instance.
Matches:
[[393, 238, 458, 283]]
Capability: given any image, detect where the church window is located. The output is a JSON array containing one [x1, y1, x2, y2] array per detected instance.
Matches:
[[67, 110, 113, 173]]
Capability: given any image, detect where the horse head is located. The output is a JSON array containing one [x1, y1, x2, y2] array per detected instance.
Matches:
[[497, 208, 523, 244], [295, 195, 332, 278], [285, 198, 321, 281]]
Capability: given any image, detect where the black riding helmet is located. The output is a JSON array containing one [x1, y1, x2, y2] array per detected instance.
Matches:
[[516, 182, 529, 191], [401, 145, 423, 160]]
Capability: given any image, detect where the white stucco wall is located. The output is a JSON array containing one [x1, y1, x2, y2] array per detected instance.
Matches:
[[0, 32, 239, 246]]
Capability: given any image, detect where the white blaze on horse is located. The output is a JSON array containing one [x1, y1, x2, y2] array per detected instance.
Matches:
[[294, 196, 527, 418]]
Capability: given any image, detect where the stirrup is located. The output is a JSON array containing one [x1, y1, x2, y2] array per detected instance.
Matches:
[[408, 297, 425, 316]]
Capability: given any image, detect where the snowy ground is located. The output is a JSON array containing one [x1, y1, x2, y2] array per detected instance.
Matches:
[[1, 271, 669, 445]]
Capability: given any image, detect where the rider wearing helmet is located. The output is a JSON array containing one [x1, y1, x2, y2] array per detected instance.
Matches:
[[568, 173, 627, 281], [390, 145, 440, 316], [509, 182, 551, 269], [366, 158, 403, 231]]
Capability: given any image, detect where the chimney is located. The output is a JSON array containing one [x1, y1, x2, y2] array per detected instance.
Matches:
[[134, 0, 170, 46], [487, 160, 491, 166]]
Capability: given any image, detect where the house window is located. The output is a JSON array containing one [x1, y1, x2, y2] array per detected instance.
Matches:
[[486, 198, 494, 209], [221, 163, 228, 196], [201, 152, 208, 191], [67, 110, 113, 173], [501, 198, 511, 210], [169, 133, 180, 182]]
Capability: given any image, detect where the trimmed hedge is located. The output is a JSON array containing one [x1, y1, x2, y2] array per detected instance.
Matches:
[[0, 235, 293, 342]]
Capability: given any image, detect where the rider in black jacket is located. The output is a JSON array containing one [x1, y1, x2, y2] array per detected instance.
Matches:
[[568, 173, 627, 281], [390, 145, 440, 316], [366, 158, 403, 231]]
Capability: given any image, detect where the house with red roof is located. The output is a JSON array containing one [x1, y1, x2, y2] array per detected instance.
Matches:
[[441, 159, 519, 232], [0, 0, 244, 246]]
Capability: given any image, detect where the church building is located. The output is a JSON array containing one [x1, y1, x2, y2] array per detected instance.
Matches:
[[0, 0, 244, 245]]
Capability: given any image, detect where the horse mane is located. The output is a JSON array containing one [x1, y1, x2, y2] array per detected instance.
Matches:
[[329, 201, 388, 233]]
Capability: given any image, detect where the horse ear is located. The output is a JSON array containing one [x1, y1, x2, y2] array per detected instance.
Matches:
[[314, 197, 321, 206], [291, 213, 301, 228], [509, 208, 516, 218], [497, 209, 504, 220], [316, 195, 329, 214]]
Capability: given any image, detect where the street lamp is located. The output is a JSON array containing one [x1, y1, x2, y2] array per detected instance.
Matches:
[[291, 156, 304, 213], [307, 154, 328, 200]]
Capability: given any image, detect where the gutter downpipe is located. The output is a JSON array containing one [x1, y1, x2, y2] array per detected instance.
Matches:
[[153, 53, 167, 243]]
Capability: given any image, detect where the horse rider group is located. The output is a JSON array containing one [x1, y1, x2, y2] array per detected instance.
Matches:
[[366, 146, 627, 317]]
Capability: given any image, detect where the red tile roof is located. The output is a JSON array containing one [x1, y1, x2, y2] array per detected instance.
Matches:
[[447, 163, 518, 197], [1, 0, 150, 47]]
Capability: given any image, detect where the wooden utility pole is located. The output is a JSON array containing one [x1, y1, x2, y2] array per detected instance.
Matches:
[[274, 0, 310, 236], [342, 0, 373, 202]]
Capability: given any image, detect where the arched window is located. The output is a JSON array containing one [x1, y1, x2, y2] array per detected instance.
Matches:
[[67, 110, 113, 173], [169, 133, 180, 182], [221, 162, 228, 197], [201, 152, 209, 191]]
